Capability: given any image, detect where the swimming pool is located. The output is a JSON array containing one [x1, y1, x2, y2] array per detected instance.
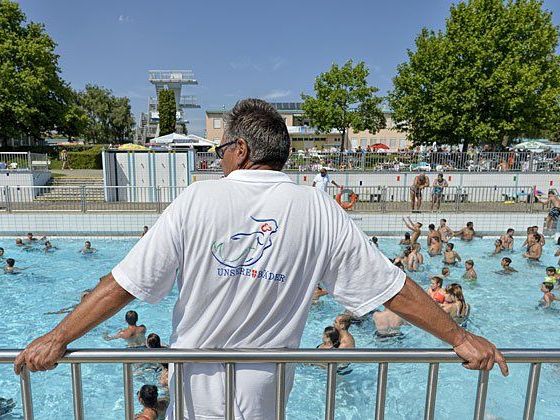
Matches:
[[0, 236, 559, 419]]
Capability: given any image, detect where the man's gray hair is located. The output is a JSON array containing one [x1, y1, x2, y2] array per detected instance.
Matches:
[[224, 99, 291, 169]]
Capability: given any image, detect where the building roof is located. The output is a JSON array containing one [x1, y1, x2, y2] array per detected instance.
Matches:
[[206, 101, 393, 115]]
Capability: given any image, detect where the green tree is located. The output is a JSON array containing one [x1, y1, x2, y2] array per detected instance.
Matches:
[[389, 0, 560, 149], [158, 89, 177, 136], [302, 60, 386, 150], [0, 0, 70, 145], [78, 84, 134, 143], [110, 97, 134, 141]]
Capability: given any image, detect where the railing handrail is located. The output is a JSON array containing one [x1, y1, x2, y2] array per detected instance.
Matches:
[[2, 348, 560, 364]]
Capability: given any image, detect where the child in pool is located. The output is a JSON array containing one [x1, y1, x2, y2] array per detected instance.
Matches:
[[498, 257, 517, 274], [441, 267, 450, 278], [463, 260, 477, 281], [443, 243, 461, 265], [399, 232, 411, 246], [544, 267, 558, 287], [492, 239, 503, 255], [540, 282, 559, 308]]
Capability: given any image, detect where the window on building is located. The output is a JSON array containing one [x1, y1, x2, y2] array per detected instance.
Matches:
[[213, 118, 222, 129], [351, 138, 358, 149], [389, 138, 397, 148], [399, 139, 407, 148], [360, 138, 367, 147]]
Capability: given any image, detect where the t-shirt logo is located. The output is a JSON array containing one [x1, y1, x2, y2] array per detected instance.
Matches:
[[211, 216, 279, 268]]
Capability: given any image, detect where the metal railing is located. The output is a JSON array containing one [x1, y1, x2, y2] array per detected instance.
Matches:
[[194, 151, 560, 173], [0, 185, 550, 214], [0, 152, 49, 171], [0, 348, 557, 420]]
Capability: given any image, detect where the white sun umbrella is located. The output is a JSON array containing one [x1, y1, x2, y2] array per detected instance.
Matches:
[[512, 141, 551, 152]]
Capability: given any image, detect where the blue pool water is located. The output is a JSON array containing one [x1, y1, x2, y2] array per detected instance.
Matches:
[[0, 236, 559, 419]]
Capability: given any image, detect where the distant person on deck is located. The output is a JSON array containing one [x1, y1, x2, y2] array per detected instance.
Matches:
[[60, 149, 69, 170], [431, 173, 448, 212], [538, 190, 560, 231], [15, 98, 508, 419], [312, 168, 340, 192], [410, 173, 430, 211]]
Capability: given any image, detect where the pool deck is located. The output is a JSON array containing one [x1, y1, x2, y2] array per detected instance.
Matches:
[[0, 210, 550, 237]]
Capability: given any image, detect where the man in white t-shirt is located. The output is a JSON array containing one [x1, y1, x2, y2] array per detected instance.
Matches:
[[312, 168, 339, 192], [15, 99, 508, 419]]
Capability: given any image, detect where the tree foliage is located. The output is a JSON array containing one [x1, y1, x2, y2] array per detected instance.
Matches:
[[77, 85, 134, 143], [158, 89, 177, 136], [389, 0, 560, 148], [302, 60, 386, 149], [0, 0, 70, 142]]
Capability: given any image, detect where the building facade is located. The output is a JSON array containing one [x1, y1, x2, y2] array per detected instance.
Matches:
[[205, 102, 409, 151]]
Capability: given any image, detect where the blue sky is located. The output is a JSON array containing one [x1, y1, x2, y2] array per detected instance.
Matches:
[[18, 0, 560, 136]]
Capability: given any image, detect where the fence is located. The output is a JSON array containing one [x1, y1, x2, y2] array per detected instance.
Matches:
[[0, 152, 49, 171], [326, 185, 546, 213], [0, 348, 557, 420], [0, 185, 550, 214], [194, 151, 560, 173]]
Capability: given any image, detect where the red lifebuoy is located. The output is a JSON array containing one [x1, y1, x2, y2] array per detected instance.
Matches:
[[336, 189, 358, 210]]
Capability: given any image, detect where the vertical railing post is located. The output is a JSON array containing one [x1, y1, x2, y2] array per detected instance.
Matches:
[[375, 362, 388, 420], [275, 363, 286, 420], [71, 363, 85, 420], [529, 152, 534, 172], [424, 363, 439, 420], [174, 363, 185, 420], [123, 364, 134, 420], [325, 362, 337, 420], [523, 363, 541, 420], [4, 185, 11, 213], [473, 370, 489, 420], [380, 186, 387, 212], [225, 363, 236, 420], [156, 186, 162, 213], [20, 366, 34, 420], [27, 152, 31, 170], [80, 186, 87, 213], [455, 186, 461, 212]]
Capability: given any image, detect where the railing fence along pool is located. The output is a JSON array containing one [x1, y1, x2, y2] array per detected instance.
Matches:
[[1, 348, 558, 420], [0, 185, 551, 214]]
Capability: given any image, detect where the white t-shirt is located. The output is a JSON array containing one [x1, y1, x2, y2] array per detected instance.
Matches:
[[313, 173, 331, 191], [112, 169, 405, 420]]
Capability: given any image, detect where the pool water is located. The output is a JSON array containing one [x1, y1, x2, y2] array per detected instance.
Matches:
[[0, 236, 559, 419]]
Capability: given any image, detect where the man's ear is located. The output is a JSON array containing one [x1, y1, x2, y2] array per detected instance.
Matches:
[[235, 138, 250, 167]]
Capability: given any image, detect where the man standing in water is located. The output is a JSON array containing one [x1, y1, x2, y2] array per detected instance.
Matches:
[[15, 99, 508, 419], [410, 172, 430, 212]]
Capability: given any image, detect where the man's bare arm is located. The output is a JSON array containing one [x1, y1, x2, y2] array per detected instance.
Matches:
[[14, 273, 134, 373], [384, 277, 508, 375]]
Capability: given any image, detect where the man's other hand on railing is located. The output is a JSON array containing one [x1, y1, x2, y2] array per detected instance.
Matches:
[[384, 277, 509, 377]]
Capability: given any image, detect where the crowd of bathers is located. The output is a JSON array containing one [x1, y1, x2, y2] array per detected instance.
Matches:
[[313, 217, 560, 345]]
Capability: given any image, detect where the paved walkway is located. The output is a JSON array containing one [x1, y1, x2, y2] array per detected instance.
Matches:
[[50, 169, 103, 178]]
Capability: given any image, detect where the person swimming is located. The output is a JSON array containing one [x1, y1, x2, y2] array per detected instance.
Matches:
[[103, 310, 147, 347], [496, 257, 517, 275], [370, 236, 378, 247], [543, 266, 558, 287], [463, 260, 477, 281], [4, 258, 24, 274], [443, 243, 461, 265], [540, 282, 559, 308], [441, 267, 450, 278], [500, 228, 515, 250], [0, 247, 5, 261], [44, 241, 58, 253], [399, 232, 412, 246], [141, 225, 149, 237], [427, 276, 446, 304], [44, 290, 91, 315], [428, 236, 442, 256], [442, 283, 469, 325], [492, 239, 503, 255], [80, 241, 96, 254], [318, 326, 340, 349], [372, 308, 407, 338], [454, 222, 480, 241]]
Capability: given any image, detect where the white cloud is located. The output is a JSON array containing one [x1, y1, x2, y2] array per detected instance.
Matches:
[[262, 90, 292, 100], [118, 15, 133, 23], [229, 57, 263, 72]]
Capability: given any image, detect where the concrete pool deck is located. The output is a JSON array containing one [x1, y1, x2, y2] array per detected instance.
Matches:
[[0, 211, 550, 237]]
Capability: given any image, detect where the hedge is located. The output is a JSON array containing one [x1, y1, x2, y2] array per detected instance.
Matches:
[[67, 149, 103, 169]]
